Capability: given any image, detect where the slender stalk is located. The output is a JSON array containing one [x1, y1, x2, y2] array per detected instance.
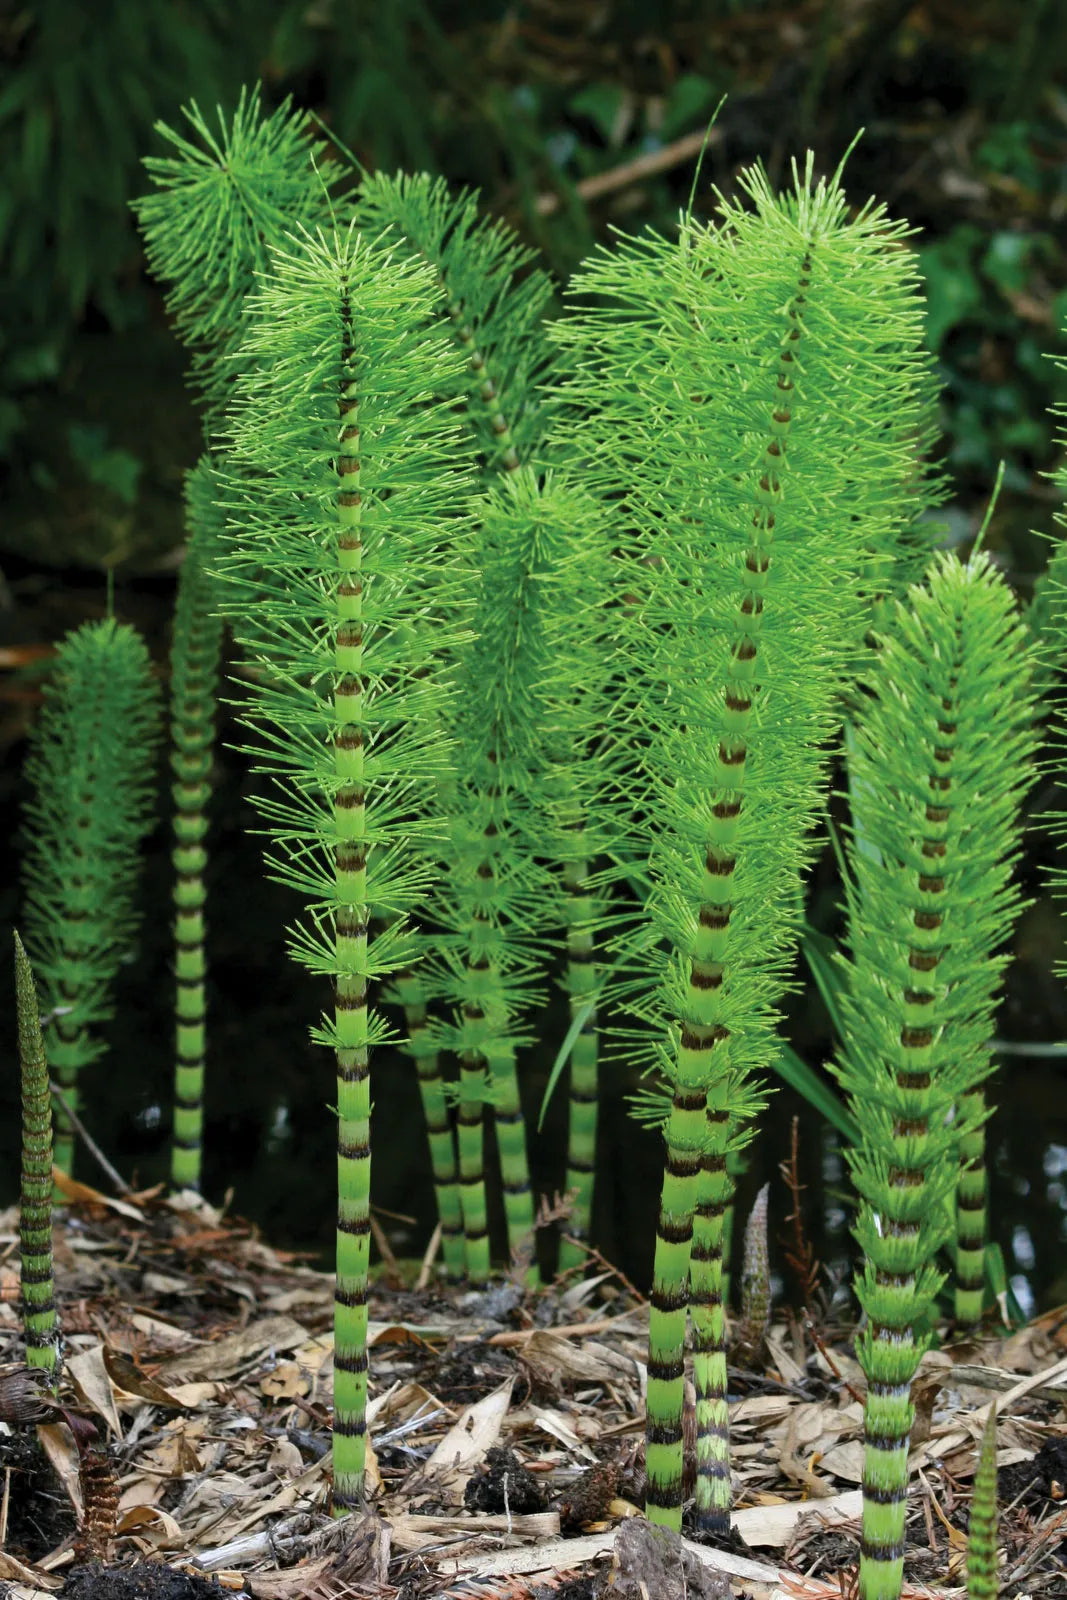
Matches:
[[966, 1408, 999, 1600], [688, 268, 811, 1528], [169, 457, 226, 1191], [387, 958, 466, 1279], [557, 840, 600, 1272], [954, 1085, 989, 1325], [14, 932, 59, 1383], [457, 1044, 493, 1286]]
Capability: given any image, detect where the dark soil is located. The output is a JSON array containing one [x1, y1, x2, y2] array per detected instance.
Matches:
[[464, 1445, 549, 1514], [0, 1425, 77, 1559], [59, 1565, 229, 1599]]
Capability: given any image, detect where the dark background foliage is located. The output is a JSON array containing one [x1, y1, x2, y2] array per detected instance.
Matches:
[[2, 0, 1067, 1310]]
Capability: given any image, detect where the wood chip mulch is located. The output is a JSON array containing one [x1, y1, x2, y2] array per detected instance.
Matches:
[[1, 1182, 1066, 1600]]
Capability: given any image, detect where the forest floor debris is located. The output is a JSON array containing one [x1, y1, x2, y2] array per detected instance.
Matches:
[[1, 1186, 1066, 1599]]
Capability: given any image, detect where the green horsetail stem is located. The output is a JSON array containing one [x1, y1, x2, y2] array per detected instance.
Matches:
[[21, 618, 162, 1178], [14, 932, 59, 1382], [719, 1138, 747, 1307], [215, 222, 476, 1511], [169, 458, 227, 1192], [548, 151, 938, 1532], [556, 842, 600, 1271], [967, 1408, 999, 1600], [834, 551, 1036, 1600], [386, 955, 466, 1278], [955, 1085, 989, 1324]]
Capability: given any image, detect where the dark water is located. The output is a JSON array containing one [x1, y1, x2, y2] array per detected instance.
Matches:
[[2, 600, 1067, 1320]]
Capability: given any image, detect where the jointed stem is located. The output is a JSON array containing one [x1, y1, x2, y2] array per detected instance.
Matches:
[[169, 476, 225, 1193], [954, 1086, 987, 1325], [15, 932, 59, 1382], [686, 249, 810, 1536], [558, 843, 600, 1273], [331, 359, 372, 1514], [458, 1039, 492, 1285]]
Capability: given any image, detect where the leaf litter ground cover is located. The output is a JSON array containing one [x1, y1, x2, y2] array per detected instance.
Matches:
[[1, 1188, 1066, 1600]]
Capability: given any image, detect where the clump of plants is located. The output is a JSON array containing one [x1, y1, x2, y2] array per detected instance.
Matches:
[[8, 86, 1058, 1600]]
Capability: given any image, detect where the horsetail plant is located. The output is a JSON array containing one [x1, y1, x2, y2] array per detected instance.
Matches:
[[212, 220, 477, 1510], [547, 151, 939, 1533], [169, 457, 228, 1191], [20, 618, 163, 1178], [418, 466, 614, 1280], [831, 549, 1037, 1600], [351, 171, 562, 1277], [14, 931, 60, 1383], [352, 171, 624, 1278], [967, 1408, 999, 1600]]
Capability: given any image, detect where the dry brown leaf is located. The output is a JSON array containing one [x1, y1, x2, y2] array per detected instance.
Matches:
[[51, 1170, 145, 1222], [103, 1347, 189, 1408], [166, 1381, 219, 1407], [733, 1488, 863, 1548], [139, 1417, 207, 1477], [36, 1421, 82, 1516], [420, 1378, 514, 1490], [115, 1504, 184, 1548], [244, 1556, 336, 1597], [367, 1379, 447, 1430], [267, 1437, 305, 1477], [530, 1405, 598, 1462], [522, 1331, 636, 1385], [66, 1344, 124, 1437], [387, 1510, 560, 1554], [259, 1361, 310, 1401], [142, 1271, 195, 1297], [0, 1551, 63, 1591], [129, 1312, 198, 1348], [160, 1315, 309, 1381], [817, 1439, 866, 1484], [369, 1323, 440, 1351]]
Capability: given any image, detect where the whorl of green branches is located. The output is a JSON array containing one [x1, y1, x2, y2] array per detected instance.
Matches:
[[20, 617, 163, 1177], [169, 456, 228, 1192], [213, 219, 477, 1510], [353, 171, 558, 478], [135, 85, 341, 430], [14, 930, 59, 1383], [833, 549, 1036, 1600], [548, 151, 939, 1533], [967, 1408, 999, 1600]]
